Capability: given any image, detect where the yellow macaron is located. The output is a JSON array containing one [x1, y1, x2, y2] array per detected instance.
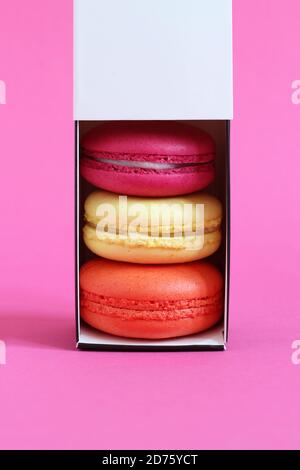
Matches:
[[83, 190, 222, 264]]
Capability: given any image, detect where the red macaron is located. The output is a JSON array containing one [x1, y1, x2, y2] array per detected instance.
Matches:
[[80, 258, 224, 340], [80, 121, 215, 197]]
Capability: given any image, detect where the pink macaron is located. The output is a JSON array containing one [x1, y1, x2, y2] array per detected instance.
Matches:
[[80, 121, 215, 197]]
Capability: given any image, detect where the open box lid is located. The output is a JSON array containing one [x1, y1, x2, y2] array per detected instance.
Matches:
[[74, 0, 233, 120]]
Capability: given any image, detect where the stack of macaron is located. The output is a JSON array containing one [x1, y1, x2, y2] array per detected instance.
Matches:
[[79, 121, 224, 340]]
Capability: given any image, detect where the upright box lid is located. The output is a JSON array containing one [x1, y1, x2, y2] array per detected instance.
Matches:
[[74, 0, 233, 120]]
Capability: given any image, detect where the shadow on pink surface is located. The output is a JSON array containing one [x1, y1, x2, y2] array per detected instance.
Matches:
[[0, 312, 74, 350]]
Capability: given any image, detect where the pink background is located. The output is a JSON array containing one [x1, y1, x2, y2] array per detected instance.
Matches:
[[0, 0, 300, 449]]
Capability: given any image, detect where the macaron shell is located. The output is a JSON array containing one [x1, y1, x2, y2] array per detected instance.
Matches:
[[80, 259, 224, 339], [81, 121, 215, 158], [80, 258, 223, 301], [80, 164, 214, 197], [80, 308, 222, 340], [84, 190, 222, 232]]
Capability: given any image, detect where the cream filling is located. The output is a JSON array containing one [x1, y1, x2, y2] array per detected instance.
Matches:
[[84, 216, 222, 236], [83, 224, 221, 250], [85, 156, 212, 170]]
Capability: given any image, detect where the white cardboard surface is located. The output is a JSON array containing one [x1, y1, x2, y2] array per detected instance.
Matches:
[[74, 0, 233, 120], [79, 323, 225, 348]]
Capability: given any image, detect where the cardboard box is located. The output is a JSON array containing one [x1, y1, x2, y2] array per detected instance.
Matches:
[[75, 0, 233, 350]]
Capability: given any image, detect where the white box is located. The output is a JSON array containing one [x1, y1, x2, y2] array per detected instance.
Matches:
[[74, 0, 233, 351], [74, 0, 233, 120]]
